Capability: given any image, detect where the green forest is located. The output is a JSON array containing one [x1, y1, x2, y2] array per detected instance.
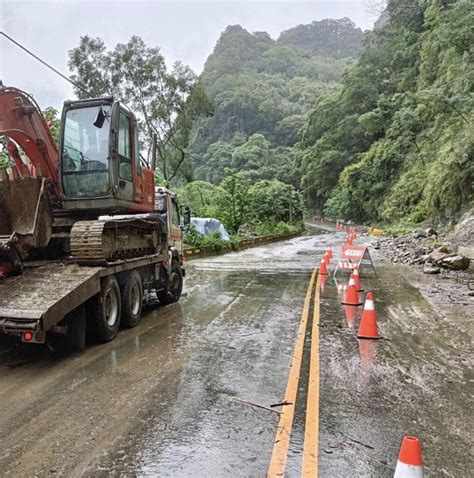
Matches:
[[299, 0, 473, 227], [2, 0, 472, 238], [188, 0, 472, 231]]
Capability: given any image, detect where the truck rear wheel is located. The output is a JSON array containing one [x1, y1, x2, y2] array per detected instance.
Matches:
[[121, 271, 143, 328], [156, 261, 183, 305], [94, 275, 121, 342]]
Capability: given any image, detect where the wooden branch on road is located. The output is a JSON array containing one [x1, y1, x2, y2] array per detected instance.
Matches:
[[229, 396, 282, 415]]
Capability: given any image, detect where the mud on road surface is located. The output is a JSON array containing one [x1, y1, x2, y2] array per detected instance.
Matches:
[[0, 227, 472, 476]]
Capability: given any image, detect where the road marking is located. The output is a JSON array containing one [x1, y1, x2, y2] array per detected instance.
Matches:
[[302, 272, 321, 477], [268, 267, 317, 478]]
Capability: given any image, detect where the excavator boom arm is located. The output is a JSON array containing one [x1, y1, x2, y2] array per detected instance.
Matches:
[[0, 85, 60, 195]]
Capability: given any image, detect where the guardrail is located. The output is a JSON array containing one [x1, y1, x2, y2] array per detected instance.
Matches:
[[184, 229, 304, 259], [309, 217, 384, 236]]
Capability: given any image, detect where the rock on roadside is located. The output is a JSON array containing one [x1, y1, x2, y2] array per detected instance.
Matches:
[[437, 255, 470, 271], [423, 264, 441, 274], [374, 231, 471, 273]]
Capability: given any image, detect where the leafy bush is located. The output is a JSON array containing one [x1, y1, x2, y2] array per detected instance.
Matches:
[[252, 220, 304, 236], [183, 225, 206, 247]]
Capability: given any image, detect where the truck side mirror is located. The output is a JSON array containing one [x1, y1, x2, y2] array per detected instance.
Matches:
[[181, 205, 191, 228]]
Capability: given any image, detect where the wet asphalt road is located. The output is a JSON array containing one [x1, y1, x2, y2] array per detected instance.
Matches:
[[0, 226, 472, 477]]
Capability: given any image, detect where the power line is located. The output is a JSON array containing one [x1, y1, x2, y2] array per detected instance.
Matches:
[[0, 31, 91, 97]]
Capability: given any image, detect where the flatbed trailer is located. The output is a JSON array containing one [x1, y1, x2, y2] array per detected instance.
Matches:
[[0, 252, 181, 352]]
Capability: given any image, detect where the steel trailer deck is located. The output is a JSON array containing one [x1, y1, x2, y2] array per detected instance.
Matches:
[[0, 254, 164, 334]]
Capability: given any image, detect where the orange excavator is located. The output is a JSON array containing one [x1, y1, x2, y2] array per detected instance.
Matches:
[[0, 85, 169, 278], [0, 84, 190, 350]]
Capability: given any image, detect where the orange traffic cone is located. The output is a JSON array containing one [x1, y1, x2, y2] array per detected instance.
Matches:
[[341, 274, 362, 306], [394, 436, 424, 477], [328, 247, 333, 259], [352, 266, 363, 292], [357, 292, 380, 339], [319, 258, 328, 275]]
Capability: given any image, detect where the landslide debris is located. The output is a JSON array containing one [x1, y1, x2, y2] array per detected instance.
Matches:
[[373, 228, 474, 302], [374, 229, 470, 271]]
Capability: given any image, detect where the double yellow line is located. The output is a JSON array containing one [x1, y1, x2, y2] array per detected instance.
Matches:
[[268, 267, 321, 478]]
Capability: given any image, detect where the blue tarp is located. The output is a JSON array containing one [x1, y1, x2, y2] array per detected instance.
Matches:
[[191, 218, 230, 242]]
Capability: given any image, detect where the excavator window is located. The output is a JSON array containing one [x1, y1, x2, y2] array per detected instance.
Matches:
[[61, 105, 111, 198]]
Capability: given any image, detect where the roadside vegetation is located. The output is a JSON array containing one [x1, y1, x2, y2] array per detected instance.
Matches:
[[179, 177, 304, 247]]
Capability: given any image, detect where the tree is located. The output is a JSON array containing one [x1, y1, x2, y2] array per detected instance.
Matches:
[[231, 133, 271, 170], [43, 107, 60, 144], [213, 173, 252, 233], [248, 180, 303, 224], [177, 180, 221, 217], [68, 35, 213, 184]]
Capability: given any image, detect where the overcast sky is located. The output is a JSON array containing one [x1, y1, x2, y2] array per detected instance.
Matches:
[[0, 1, 377, 109]]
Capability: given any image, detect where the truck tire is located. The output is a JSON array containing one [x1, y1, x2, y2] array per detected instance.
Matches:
[[50, 305, 86, 354], [94, 275, 121, 342], [156, 261, 183, 305], [121, 271, 143, 328]]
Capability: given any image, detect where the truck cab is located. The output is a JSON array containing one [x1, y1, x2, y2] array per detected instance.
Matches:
[[154, 187, 191, 254]]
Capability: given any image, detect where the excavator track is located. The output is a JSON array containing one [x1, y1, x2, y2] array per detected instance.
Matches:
[[70, 218, 162, 264]]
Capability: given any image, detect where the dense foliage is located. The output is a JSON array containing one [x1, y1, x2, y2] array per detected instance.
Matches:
[[178, 177, 304, 234], [190, 20, 363, 184], [299, 0, 473, 225]]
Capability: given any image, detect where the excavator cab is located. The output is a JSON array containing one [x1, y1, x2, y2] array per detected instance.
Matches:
[[59, 97, 156, 214]]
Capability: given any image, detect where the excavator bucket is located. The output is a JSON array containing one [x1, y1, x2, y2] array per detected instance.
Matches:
[[0, 168, 53, 276]]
